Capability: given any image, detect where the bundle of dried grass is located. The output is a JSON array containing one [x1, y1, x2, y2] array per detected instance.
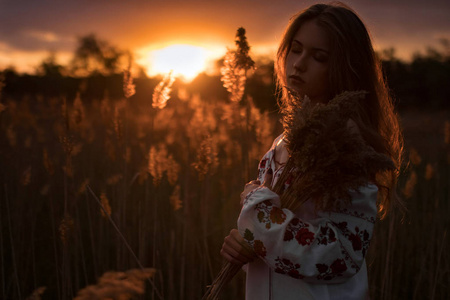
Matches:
[[203, 91, 395, 299], [274, 90, 395, 211]]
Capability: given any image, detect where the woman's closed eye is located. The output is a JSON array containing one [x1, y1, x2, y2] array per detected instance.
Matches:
[[291, 46, 303, 54], [313, 52, 329, 63]]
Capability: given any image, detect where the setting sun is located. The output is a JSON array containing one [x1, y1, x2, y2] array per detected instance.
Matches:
[[142, 44, 210, 81]]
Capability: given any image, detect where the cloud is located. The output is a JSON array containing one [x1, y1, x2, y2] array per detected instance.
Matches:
[[0, 0, 449, 69], [23, 30, 60, 42]]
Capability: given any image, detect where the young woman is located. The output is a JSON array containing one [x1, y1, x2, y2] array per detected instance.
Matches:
[[220, 3, 403, 299]]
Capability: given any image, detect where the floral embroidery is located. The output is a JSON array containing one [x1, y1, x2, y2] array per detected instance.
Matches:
[[275, 257, 304, 279], [243, 187, 261, 205], [285, 173, 294, 185], [316, 258, 347, 280], [253, 240, 267, 257], [255, 200, 286, 229], [296, 228, 315, 246], [349, 232, 362, 251], [239, 135, 378, 285], [284, 218, 315, 246], [258, 155, 271, 181], [339, 245, 361, 272], [351, 226, 370, 256], [259, 158, 268, 169], [334, 208, 376, 223], [243, 229, 267, 257], [317, 225, 337, 245], [243, 228, 254, 242], [335, 222, 371, 256]]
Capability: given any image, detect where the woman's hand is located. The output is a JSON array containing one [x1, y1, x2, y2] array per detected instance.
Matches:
[[240, 169, 273, 205], [220, 229, 257, 265], [240, 180, 260, 205], [221, 170, 275, 265]]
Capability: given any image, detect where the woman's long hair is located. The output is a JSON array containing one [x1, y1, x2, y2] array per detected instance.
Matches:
[[274, 2, 404, 218]]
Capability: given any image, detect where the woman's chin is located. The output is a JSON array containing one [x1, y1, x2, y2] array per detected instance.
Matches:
[[286, 85, 304, 98]]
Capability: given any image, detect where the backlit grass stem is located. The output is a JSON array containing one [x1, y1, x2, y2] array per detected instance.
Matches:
[[86, 185, 163, 300]]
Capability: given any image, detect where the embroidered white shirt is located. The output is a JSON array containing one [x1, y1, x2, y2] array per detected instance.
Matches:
[[238, 135, 376, 300]]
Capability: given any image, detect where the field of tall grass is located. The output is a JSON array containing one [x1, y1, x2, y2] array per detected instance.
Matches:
[[1, 50, 449, 299]]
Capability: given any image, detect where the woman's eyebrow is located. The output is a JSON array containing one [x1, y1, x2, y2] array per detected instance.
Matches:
[[292, 40, 329, 53]]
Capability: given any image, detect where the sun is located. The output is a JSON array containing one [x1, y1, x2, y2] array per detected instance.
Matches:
[[142, 44, 209, 81]]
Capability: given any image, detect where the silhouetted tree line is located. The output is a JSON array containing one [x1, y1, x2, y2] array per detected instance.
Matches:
[[380, 40, 450, 110], [1, 35, 449, 111]]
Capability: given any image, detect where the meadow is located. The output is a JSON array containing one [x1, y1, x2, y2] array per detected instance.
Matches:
[[0, 46, 449, 299]]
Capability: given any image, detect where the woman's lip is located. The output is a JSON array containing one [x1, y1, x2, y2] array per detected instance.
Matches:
[[289, 75, 305, 83]]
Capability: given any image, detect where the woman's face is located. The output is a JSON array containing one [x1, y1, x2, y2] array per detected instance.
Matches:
[[285, 20, 331, 103]]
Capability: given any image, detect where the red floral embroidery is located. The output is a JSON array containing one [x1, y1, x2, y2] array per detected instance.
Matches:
[[255, 200, 286, 229], [316, 258, 348, 280], [296, 228, 315, 246], [335, 222, 371, 256], [285, 173, 294, 185], [284, 218, 315, 246], [275, 257, 304, 279], [330, 259, 347, 274], [317, 225, 337, 245], [349, 233, 362, 251], [335, 208, 376, 223], [259, 158, 268, 169]]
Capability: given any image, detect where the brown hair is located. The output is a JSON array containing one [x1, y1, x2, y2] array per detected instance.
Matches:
[[274, 2, 404, 218]]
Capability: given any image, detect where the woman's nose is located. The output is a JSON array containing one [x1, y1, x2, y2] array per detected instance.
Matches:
[[293, 54, 307, 72]]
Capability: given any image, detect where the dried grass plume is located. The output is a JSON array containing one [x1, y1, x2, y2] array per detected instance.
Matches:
[[152, 72, 175, 109], [74, 268, 156, 300]]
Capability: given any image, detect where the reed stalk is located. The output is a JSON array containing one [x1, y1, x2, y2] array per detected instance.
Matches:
[[0, 194, 4, 300], [86, 185, 164, 300], [5, 184, 21, 299]]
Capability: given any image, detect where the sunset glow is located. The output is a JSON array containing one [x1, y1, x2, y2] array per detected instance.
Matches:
[[142, 44, 211, 81]]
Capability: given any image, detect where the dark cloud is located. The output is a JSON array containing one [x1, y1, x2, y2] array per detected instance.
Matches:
[[0, 0, 449, 61]]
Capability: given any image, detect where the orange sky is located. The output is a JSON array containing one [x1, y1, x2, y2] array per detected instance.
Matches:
[[1, 0, 449, 75]]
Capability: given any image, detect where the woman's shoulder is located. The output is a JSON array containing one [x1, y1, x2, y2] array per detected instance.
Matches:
[[271, 133, 285, 149]]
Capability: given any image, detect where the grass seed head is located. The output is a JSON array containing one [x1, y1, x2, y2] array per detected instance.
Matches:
[[72, 93, 85, 126], [40, 184, 50, 196], [43, 148, 55, 175], [166, 155, 180, 185], [152, 72, 174, 109], [25, 286, 47, 300], [6, 125, 16, 147], [148, 145, 164, 185], [170, 185, 182, 211], [78, 179, 90, 194], [402, 171, 418, 199], [106, 174, 123, 185], [21, 166, 32, 186], [114, 105, 123, 140], [74, 268, 156, 300], [123, 66, 136, 99], [59, 214, 74, 245], [100, 192, 112, 218], [409, 148, 422, 166], [425, 163, 435, 180], [234, 27, 255, 71], [221, 51, 246, 103], [444, 120, 450, 145], [0, 102, 6, 114], [192, 135, 218, 180]]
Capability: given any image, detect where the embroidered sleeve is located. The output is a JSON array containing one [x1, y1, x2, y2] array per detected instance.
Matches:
[[237, 184, 378, 283]]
